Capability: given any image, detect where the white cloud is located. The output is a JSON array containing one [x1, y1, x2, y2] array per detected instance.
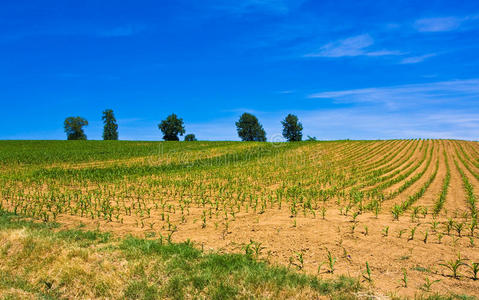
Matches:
[[366, 50, 403, 56], [400, 53, 437, 64], [305, 34, 401, 58], [415, 17, 464, 32]]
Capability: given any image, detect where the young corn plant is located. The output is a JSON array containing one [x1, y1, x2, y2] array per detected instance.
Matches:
[[439, 253, 468, 279], [362, 261, 372, 283], [382, 226, 389, 237], [242, 241, 254, 259], [430, 220, 439, 232], [363, 226, 369, 236], [252, 241, 266, 260], [454, 222, 465, 237], [421, 277, 440, 292], [469, 262, 479, 280], [437, 233, 444, 244], [445, 218, 454, 235], [326, 249, 336, 274], [295, 252, 304, 270], [392, 205, 402, 221], [408, 226, 417, 241], [401, 269, 408, 288], [320, 206, 326, 220]]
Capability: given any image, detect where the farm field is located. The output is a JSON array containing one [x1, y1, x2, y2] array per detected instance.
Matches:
[[1, 139, 479, 298]]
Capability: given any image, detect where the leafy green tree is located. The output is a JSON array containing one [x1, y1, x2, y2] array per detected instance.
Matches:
[[64, 117, 88, 140], [184, 134, 197, 141], [235, 113, 266, 142], [158, 113, 185, 141], [281, 114, 303, 142], [102, 109, 119, 140]]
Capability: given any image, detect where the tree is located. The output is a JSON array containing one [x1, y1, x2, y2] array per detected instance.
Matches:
[[184, 134, 197, 141], [235, 113, 266, 142], [102, 109, 119, 140], [158, 113, 185, 141], [64, 117, 88, 140], [281, 114, 303, 142]]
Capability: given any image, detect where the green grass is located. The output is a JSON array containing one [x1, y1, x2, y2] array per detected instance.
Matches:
[[0, 140, 242, 166]]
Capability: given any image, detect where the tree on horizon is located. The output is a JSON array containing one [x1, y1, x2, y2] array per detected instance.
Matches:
[[158, 113, 185, 141], [281, 114, 303, 142], [64, 117, 88, 140], [184, 133, 197, 141], [102, 109, 119, 140], [235, 113, 266, 142]]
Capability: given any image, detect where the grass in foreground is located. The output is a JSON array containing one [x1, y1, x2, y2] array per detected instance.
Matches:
[[0, 210, 360, 299]]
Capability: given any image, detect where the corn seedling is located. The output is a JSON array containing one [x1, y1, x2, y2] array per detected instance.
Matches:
[[363, 261, 372, 283], [295, 252, 304, 270], [382, 226, 389, 237], [439, 253, 468, 279], [469, 262, 479, 280], [401, 269, 408, 287], [421, 277, 440, 292], [437, 233, 443, 244], [408, 226, 417, 241], [326, 249, 336, 274], [454, 222, 464, 237]]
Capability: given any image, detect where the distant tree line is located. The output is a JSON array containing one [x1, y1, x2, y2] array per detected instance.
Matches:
[[64, 110, 307, 142]]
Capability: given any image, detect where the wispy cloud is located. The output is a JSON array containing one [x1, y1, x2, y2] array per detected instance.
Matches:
[[308, 79, 479, 109], [305, 34, 401, 58], [414, 15, 479, 32], [298, 108, 479, 140], [400, 53, 437, 64], [415, 17, 464, 32]]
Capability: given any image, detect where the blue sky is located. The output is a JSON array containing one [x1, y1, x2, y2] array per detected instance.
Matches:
[[1, 0, 478, 141]]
